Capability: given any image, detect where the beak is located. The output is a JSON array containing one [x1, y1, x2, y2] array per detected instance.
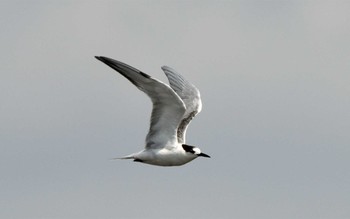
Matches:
[[198, 153, 210, 158]]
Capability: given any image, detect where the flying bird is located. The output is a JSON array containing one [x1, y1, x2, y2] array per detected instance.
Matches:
[[95, 56, 210, 166]]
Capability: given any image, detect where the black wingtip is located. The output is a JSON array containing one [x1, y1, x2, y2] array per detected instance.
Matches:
[[95, 56, 111, 65], [95, 56, 103, 61]]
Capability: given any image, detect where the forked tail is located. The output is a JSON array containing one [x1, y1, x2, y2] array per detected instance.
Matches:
[[110, 154, 135, 160]]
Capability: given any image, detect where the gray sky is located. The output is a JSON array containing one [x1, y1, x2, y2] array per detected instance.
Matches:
[[1, 1, 349, 218]]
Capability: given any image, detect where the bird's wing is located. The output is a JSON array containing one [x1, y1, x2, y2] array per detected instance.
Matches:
[[161, 66, 202, 144], [95, 56, 186, 149]]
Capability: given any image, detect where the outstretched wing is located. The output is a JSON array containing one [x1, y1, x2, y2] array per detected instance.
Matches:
[[95, 56, 186, 149], [161, 66, 202, 144]]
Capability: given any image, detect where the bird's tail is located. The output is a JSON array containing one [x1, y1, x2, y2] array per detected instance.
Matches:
[[110, 154, 135, 160]]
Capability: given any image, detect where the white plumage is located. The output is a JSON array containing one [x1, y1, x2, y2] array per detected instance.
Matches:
[[95, 56, 210, 166]]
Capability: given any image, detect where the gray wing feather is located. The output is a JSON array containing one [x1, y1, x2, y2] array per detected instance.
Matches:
[[96, 57, 186, 149], [161, 66, 202, 144]]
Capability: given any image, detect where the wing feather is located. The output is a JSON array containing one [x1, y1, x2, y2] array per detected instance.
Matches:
[[161, 66, 202, 144], [95, 57, 186, 149]]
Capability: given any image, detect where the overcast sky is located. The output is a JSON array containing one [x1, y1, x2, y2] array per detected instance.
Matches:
[[1, 1, 349, 219]]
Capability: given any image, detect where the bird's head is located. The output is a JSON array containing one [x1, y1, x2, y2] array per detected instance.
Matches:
[[182, 144, 210, 158]]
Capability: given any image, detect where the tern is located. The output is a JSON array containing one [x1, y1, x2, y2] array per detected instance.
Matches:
[[95, 56, 210, 166]]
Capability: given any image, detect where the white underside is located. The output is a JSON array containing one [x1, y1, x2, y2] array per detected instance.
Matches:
[[124, 148, 198, 166]]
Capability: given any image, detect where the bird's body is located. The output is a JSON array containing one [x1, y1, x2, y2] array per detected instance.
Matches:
[[124, 147, 197, 166], [95, 56, 210, 166]]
